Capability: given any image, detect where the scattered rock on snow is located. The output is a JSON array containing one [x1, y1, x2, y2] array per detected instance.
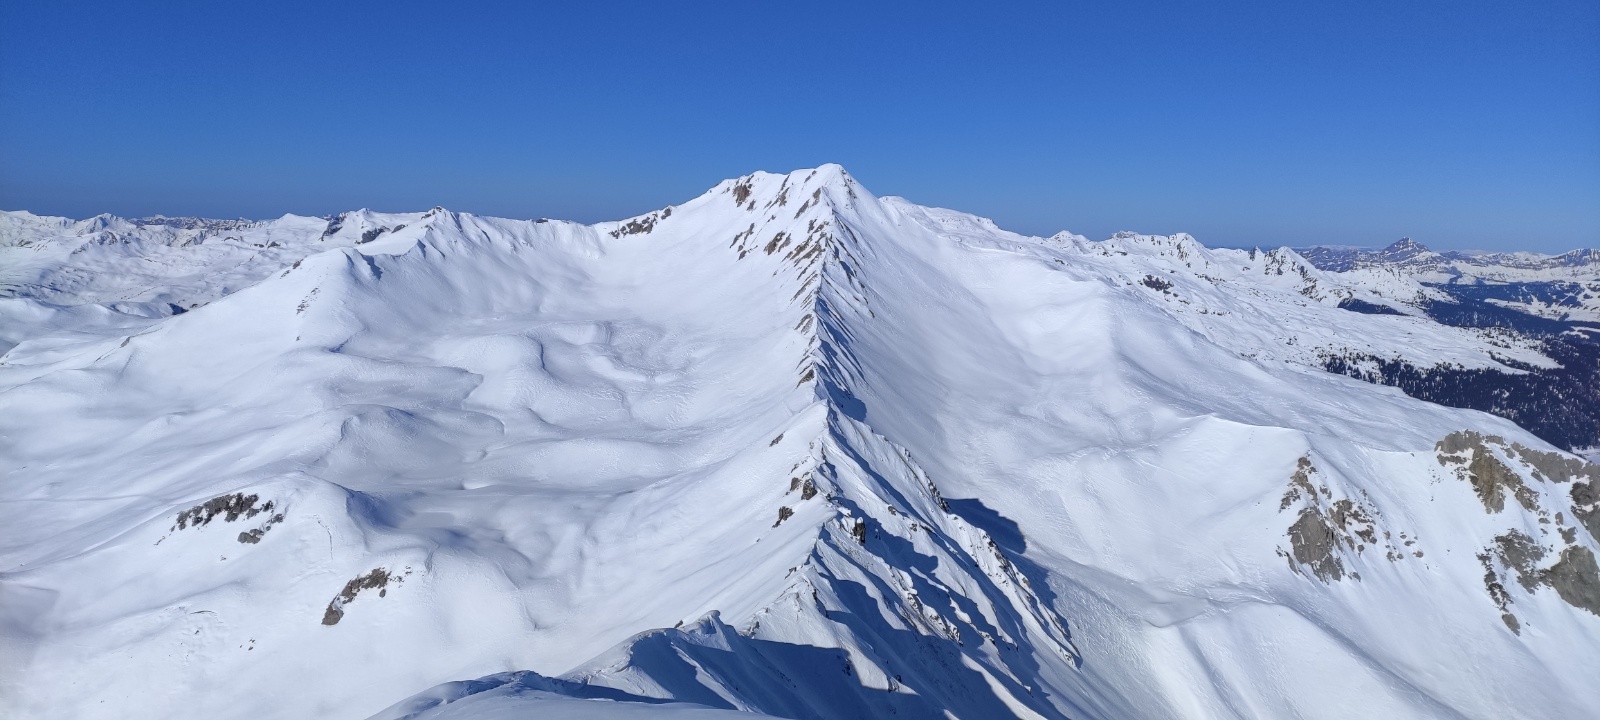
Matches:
[[322, 567, 408, 626]]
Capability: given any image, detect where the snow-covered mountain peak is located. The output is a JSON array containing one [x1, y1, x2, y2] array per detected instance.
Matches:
[[692, 164, 861, 210], [1376, 236, 1432, 262], [1092, 230, 1211, 262], [1047, 229, 1091, 245], [3, 170, 1600, 720]]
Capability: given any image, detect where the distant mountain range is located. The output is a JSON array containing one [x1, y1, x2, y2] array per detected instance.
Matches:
[[1298, 236, 1600, 275]]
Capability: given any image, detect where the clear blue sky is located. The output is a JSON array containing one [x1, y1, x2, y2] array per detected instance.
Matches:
[[2, 1, 1596, 250]]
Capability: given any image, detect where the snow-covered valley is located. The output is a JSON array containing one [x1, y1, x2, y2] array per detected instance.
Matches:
[[2, 166, 1598, 719]]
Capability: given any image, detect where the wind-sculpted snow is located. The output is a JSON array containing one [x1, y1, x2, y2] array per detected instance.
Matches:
[[369, 668, 786, 720], [2, 167, 1599, 719]]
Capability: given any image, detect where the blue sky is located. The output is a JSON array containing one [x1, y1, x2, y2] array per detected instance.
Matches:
[[2, 1, 1596, 250]]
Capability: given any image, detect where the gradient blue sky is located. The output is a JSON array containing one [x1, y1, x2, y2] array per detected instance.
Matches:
[[2, 1, 1596, 250]]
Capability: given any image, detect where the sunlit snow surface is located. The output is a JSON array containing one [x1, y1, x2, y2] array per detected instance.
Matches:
[[2, 167, 1598, 719]]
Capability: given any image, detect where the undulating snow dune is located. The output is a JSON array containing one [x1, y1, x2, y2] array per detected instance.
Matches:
[[2, 166, 1597, 719]]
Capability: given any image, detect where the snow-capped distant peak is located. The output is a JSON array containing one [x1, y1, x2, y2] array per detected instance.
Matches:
[[1376, 236, 1431, 261]]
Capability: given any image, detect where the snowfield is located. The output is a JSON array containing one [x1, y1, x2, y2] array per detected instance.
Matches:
[[2, 166, 1598, 719]]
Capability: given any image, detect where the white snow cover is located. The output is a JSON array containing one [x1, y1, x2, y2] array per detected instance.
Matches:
[[367, 669, 785, 720], [1298, 238, 1600, 322], [2, 166, 1598, 720]]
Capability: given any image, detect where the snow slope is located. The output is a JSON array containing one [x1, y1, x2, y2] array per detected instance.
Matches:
[[2, 167, 1598, 719], [368, 670, 785, 720]]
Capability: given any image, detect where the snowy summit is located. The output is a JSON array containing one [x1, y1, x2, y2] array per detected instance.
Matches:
[[2, 166, 1599, 720]]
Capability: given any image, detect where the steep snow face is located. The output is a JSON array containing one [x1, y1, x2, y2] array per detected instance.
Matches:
[[3, 170, 1600, 720], [0, 175, 839, 719]]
